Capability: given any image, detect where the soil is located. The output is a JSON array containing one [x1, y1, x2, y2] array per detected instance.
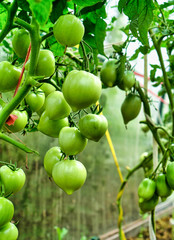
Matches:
[[127, 216, 174, 240]]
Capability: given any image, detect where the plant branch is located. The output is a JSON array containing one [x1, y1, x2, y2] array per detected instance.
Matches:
[[0, 132, 39, 155], [14, 17, 32, 32], [65, 51, 83, 66], [0, 0, 18, 43], [41, 31, 53, 42]]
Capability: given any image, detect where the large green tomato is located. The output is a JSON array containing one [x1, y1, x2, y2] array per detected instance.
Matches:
[[100, 59, 117, 87], [40, 82, 56, 97], [62, 70, 102, 111], [38, 111, 69, 138], [166, 162, 174, 189], [45, 91, 71, 120], [53, 14, 85, 47], [0, 222, 18, 240], [5, 110, 28, 133], [139, 194, 158, 213], [0, 166, 26, 195], [0, 61, 21, 93], [59, 127, 88, 155], [121, 93, 142, 125], [26, 88, 45, 112], [0, 197, 14, 227], [25, 50, 55, 77], [12, 29, 30, 59], [79, 114, 108, 142], [138, 178, 156, 200], [44, 147, 62, 177], [117, 71, 135, 91], [156, 173, 172, 198], [52, 159, 87, 195]]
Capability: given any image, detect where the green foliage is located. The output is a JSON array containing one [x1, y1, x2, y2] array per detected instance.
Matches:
[[118, 0, 155, 45], [95, 18, 107, 56], [0, 4, 7, 29], [55, 226, 68, 240], [72, 0, 103, 8]]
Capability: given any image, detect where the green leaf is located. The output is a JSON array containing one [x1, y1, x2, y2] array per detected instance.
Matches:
[[46, 35, 65, 57], [17, 0, 30, 12], [17, 10, 30, 23], [118, 0, 155, 45], [139, 45, 149, 55], [50, 0, 67, 24], [0, 4, 7, 29], [161, 0, 174, 9], [79, 0, 106, 16], [129, 48, 140, 61], [72, 0, 103, 7], [27, 0, 54, 25], [95, 18, 107, 56]]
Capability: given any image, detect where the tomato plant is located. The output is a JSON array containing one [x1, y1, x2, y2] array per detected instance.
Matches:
[[0, 166, 26, 195], [52, 159, 87, 195], [58, 126, 88, 155], [53, 14, 85, 47], [44, 146, 62, 177], [79, 113, 108, 142], [62, 70, 102, 111], [0, 197, 14, 227], [12, 29, 30, 59], [0, 222, 18, 240]]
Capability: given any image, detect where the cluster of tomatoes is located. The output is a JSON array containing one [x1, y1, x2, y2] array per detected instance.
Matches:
[[138, 162, 174, 213], [0, 166, 26, 238]]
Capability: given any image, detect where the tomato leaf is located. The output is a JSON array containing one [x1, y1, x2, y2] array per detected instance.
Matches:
[[95, 18, 107, 56], [50, 0, 67, 24], [17, 0, 30, 12], [26, 0, 54, 26], [118, 0, 155, 45], [6, 115, 18, 126], [72, 0, 103, 7], [78, 0, 106, 16], [0, 4, 7, 29], [46, 35, 65, 57]]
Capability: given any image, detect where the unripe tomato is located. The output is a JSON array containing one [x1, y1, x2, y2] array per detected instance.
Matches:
[[0, 197, 14, 227], [26, 88, 45, 112], [156, 173, 172, 198], [44, 147, 62, 177], [12, 29, 30, 59], [117, 71, 135, 91], [100, 59, 117, 87], [121, 93, 141, 125], [79, 114, 108, 142], [138, 178, 156, 200], [0, 222, 18, 240], [139, 194, 158, 213], [62, 70, 102, 111], [0, 61, 21, 93], [40, 83, 56, 97], [45, 91, 71, 120], [53, 14, 85, 47], [166, 162, 174, 189], [5, 110, 28, 133], [38, 111, 69, 138], [59, 127, 88, 155], [0, 166, 26, 195], [52, 159, 87, 195]]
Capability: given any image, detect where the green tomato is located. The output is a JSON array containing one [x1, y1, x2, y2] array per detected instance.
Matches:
[[40, 82, 56, 97], [59, 127, 88, 155], [156, 173, 172, 198], [45, 91, 71, 120], [166, 162, 174, 189], [0, 222, 18, 240], [121, 93, 142, 125], [38, 111, 69, 138], [44, 147, 62, 177], [52, 159, 87, 195], [12, 29, 30, 59], [62, 70, 102, 111], [138, 178, 156, 200], [5, 110, 28, 133], [139, 194, 158, 213], [0, 197, 14, 227], [0, 166, 26, 195], [117, 71, 135, 91], [0, 61, 21, 93], [100, 59, 117, 87], [26, 88, 45, 112], [53, 14, 85, 47], [79, 114, 108, 142], [25, 50, 55, 78]]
